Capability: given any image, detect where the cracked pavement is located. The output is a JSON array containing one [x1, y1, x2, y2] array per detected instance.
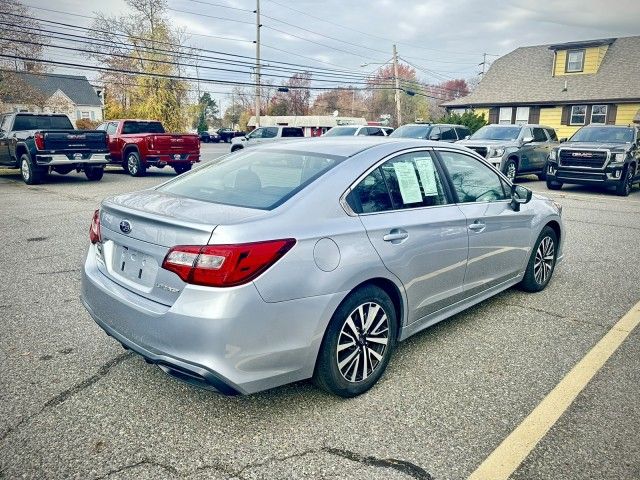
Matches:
[[1, 143, 639, 479]]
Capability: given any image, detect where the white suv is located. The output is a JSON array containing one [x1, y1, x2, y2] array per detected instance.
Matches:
[[323, 125, 389, 137], [231, 126, 304, 152]]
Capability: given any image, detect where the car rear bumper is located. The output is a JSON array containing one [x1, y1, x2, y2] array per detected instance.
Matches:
[[36, 153, 110, 166], [143, 154, 200, 166], [81, 245, 345, 394]]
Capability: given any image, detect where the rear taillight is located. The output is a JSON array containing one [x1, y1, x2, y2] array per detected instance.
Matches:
[[89, 209, 101, 244], [34, 132, 45, 150], [146, 136, 154, 150], [162, 239, 296, 287]]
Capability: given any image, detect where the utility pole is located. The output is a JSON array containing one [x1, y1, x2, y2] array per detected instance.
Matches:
[[254, 0, 261, 128], [479, 52, 488, 75], [392, 44, 402, 127]]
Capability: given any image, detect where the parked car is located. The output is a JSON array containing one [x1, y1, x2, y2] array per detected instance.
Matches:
[[231, 126, 304, 152], [457, 124, 558, 181], [0, 112, 109, 184], [381, 127, 394, 136], [81, 138, 564, 397], [217, 128, 245, 143], [546, 125, 640, 196], [389, 123, 470, 142], [97, 120, 200, 176], [323, 125, 389, 137], [198, 131, 212, 143]]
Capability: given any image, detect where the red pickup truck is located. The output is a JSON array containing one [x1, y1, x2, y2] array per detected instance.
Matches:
[[97, 119, 200, 176]]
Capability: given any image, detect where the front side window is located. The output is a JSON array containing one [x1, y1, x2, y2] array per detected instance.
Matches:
[[590, 105, 607, 124], [262, 127, 278, 138], [570, 105, 587, 125], [159, 149, 344, 210], [566, 50, 585, 72], [389, 124, 431, 139], [499, 107, 512, 124], [248, 128, 263, 139], [438, 150, 508, 203]]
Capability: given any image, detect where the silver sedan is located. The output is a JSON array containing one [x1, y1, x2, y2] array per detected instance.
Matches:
[[81, 138, 564, 397]]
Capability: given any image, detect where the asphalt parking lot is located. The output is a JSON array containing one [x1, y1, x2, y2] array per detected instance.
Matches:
[[1, 141, 639, 479]]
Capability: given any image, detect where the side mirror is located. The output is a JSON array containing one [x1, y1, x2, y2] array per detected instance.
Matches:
[[521, 136, 534, 144], [510, 184, 532, 211], [559, 137, 568, 143], [464, 135, 470, 140], [429, 133, 441, 141]]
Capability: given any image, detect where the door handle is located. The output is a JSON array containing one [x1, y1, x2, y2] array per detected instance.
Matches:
[[468, 221, 486, 232], [383, 229, 409, 242]]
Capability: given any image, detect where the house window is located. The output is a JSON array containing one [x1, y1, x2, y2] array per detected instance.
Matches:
[[515, 107, 530, 125], [570, 105, 587, 125], [499, 107, 512, 124], [76, 111, 81, 120], [81, 111, 90, 119], [90, 111, 96, 121], [566, 50, 585, 73], [590, 105, 607, 124]]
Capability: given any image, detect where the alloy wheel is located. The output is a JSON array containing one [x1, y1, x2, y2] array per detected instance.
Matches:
[[21, 158, 30, 181], [534, 236, 555, 285], [127, 154, 138, 175], [506, 162, 516, 181], [336, 302, 389, 383]]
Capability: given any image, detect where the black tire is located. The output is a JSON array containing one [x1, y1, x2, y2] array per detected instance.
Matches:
[[53, 165, 74, 175], [503, 158, 518, 182], [537, 163, 547, 181], [85, 166, 104, 181], [230, 145, 243, 152], [615, 166, 633, 197], [174, 164, 192, 175], [546, 178, 563, 190], [314, 285, 397, 397], [125, 150, 145, 177], [518, 226, 558, 293], [20, 153, 47, 185]]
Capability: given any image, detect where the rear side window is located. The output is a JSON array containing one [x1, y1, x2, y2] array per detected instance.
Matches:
[[440, 126, 457, 140], [368, 127, 385, 136], [106, 123, 118, 135], [348, 151, 448, 213], [159, 149, 344, 210], [455, 127, 470, 139], [13, 115, 73, 130], [545, 128, 558, 141], [532, 127, 547, 142], [282, 127, 303, 137], [122, 121, 165, 134]]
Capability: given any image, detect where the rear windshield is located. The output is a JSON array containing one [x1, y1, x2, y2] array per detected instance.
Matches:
[[122, 121, 165, 134], [568, 126, 634, 144], [324, 127, 357, 136], [13, 115, 73, 130], [389, 125, 431, 139], [158, 149, 345, 210]]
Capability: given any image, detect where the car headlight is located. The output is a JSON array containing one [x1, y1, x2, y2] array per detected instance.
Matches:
[[490, 148, 505, 157], [549, 150, 557, 161], [613, 153, 626, 163]]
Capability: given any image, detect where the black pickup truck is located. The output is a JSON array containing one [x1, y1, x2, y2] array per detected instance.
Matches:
[[0, 112, 110, 184], [546, 125, 640, 196]]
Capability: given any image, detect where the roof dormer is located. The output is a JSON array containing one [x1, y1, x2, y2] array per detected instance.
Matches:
[[549, 38, 615, 76]]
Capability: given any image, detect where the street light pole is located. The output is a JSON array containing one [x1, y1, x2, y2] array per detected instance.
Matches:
[[392, 44, 402, 127], [255, 0, 261, 128]]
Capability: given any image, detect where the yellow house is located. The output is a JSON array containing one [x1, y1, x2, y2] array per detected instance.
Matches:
[[443, 36, 640, 139]]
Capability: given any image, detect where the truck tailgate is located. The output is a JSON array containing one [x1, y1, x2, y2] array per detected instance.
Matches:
[[44, 130, 108, 151], [151, 134, 199, 152]]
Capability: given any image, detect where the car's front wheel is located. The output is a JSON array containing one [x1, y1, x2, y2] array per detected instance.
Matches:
[[615, 166, 634, 197], [546, 178, 563, 190], [503, 158, 518, 182], [519, 226, 558, 292], [314, 285, 397, 397]]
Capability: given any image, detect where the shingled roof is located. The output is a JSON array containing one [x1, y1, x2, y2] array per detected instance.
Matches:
[[2, 72, 103, 106], [444, 35, 640, 107]]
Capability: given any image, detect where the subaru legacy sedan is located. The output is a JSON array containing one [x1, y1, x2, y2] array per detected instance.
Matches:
[[81, 138, 564, 397]]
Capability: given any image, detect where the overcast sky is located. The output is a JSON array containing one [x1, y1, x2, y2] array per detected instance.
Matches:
[[25, 0, 640, 109]]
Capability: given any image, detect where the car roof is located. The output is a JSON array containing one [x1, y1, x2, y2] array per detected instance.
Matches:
[[254, 137, 473, 157], [398, 123, 468, 128], [485, 123, 554, 129]]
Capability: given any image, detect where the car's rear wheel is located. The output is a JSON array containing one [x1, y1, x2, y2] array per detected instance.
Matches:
[[615, 166, 633, 196], [20, 153, 47, 185], [85, 166, 104, 181], [231, 145, 243, 152], [126, 151, 145, 177], [503, 158, 518, 182], [314, 285, 397, 397], [519, 226, 558, 292], [546, 178, 563, 190]]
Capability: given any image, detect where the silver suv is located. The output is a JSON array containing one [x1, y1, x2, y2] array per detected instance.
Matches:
[[231, 126, 304, 152]]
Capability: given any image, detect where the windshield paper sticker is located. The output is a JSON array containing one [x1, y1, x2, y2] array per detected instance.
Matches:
[[393, 162, 422, 204], [415, 157, 438, 196]]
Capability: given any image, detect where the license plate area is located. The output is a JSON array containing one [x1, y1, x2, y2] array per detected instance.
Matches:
[[111, 243, 159, 289]]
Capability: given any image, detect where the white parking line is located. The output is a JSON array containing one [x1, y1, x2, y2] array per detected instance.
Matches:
[[467, 299, 640, 480]]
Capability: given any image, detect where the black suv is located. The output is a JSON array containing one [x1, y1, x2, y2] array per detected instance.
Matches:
[[546, 125, 640, 196], [389, 123, 471, 142]]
